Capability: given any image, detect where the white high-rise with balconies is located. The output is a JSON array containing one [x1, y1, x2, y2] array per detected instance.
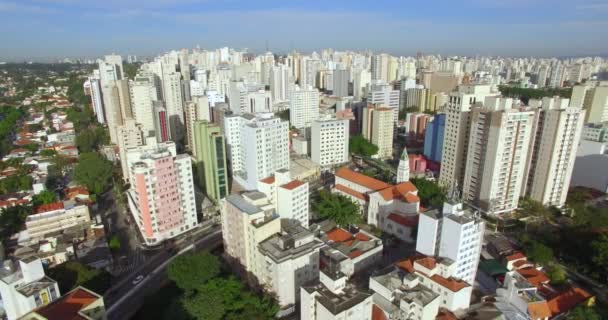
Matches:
[[289, 86, 320, 129], [311, 119, 349, 167], [130, 75, 159, 138]]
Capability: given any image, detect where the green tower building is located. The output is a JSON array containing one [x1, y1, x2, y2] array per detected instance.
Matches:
[[193, 120, 229, 202]]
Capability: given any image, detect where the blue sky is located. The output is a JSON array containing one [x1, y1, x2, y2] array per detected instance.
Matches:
[[0, 0, 607, 61]]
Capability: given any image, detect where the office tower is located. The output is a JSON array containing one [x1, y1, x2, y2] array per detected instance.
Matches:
[[525, 97, 585, 207], [361, 105, 394, 159], [130, 75, 159, 137], [301, 269, 373, 320], [396, 148, 410, 183], [104, 54, 124, 79], [416, 199, 484, 289], [117, 119, 144, 180], [289, 86, 320, 128], [88, 76, 105, 124], [192, 121, 229, 202], [270, 64, 291, 102], [352, 68, 371, 101], [162, 72, 185, 141], [367, 81, 400, 122], [310, 119, 349, 167], [371, 53, 390, 83], [0, 258, 60, 320], [224, 114, 290, 190], [184, 96, 210, 151], [333, 69, 350, 97], [438, 84, 495, 189], [462, 97, 536, 214], [153, 101, 170, 143], [126, 140, 198, 246], [423, 113, 446, 163], [571, 84, 608, 123], [259, 222, 324, 311], [221, 191, 281, 275]]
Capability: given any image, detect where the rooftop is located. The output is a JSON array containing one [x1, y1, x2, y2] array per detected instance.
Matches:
[[258, 222, 325, 263], [302, 282, 371, 316], [335, 167, 391, 191], [32, 286, 103, 320], [396, 256, 469, 292]]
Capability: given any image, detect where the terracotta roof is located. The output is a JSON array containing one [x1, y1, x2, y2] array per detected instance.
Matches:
[[512, 259, 532, 269], [34, 287, 100, 320], [326, 228, 354, 243], [335, 184, 367, 201], [436, 309, 458, 320], [377, 182, 419, 203], [415, 257, 437, 270], [517, 267, 550, 287], [396, 256, 469, 292], [354, 233, 370, 241], [35, 202, 64, 214], [10, 148, 28, 154], [259, 176, 275, 184], [280, 180, 305, 190], [547, 287, 593, 316], [528, 301, 552, 320], [335, 167, 391, 191], [506, 251, 526, 261], [372, 304, 388, 320], [387, 213, 418, 227], [348, 250, 364, 258]]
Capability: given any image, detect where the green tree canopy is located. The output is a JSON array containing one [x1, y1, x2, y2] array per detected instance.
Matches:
[[108, 235, 121, 251], [566, 306, 601, 320], [524, 240, 554, 265], [0, 205, 31, 241], [73, 152, 113, 194], [591, 234, 608, 272], [349, 135, 379, 157], [546, 264, 567, 285], [410, 178, 447, 208], [47, 261, 111, 294], [313, 190, 361, 226], [0, 175, 34, 194], [76, 127, 108, 152], [167, 252, 221, 292], [39, 149, 57, 157], [32, 190, 57, 207]]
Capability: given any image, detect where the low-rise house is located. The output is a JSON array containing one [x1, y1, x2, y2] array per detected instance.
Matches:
[[0, 257, 61, 320], [317, 226, 383, 277], [26, 201, 91, 241], [21, 286, 106, 320]]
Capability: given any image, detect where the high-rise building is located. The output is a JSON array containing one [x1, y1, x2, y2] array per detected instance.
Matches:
[[117, 119, 145, 180], [192, 121, 229, 202], [417, 200, 485, 285], [525, 97, 585, 207], [438, 84, 496, 189], [153, 101, 170, 143], [361, 105, 394, 159], [371, 53, 390, 83], [366, 81, 400, 122], [570, 84, 608, 123], [332, 69, 350, 97], [130, 75, 159, 138], [104, 54, 124, 79], [289, 86, 320, 128], [423, 113, 446, 163], [101, 82, 124, 144], [224, 114, 290, 190], [88, 76, 105, 124], [352, 68, 371, 101], [161, 72, 185, 141], [310, 119, 349, 167], [270, 64, 291, 102], [462, 97, 536, 214], [126, 140, 198, 245], [257, 169, 310, 227]]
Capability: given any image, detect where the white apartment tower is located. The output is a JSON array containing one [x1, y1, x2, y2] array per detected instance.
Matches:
[[162, 72, 185, 141], [130, 75, 159, 138], [462, 97, 536, 214], [525, 97, 585, 207], [270, 64, 291, 102], [310, 119, 350, 167], [439, 84, 496, 189], [289, 86, 320, 129], [416, 201, 485, 284]]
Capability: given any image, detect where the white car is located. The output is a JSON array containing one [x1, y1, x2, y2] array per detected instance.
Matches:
[[132, 275, 144, 285]]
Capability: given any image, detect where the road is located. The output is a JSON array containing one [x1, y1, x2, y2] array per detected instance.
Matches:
[[105, 228, 223, 320]]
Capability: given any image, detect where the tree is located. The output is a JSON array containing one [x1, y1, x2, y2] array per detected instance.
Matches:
[[518, 197, 550, 221], [73, 152, 113, 194], [167, 252, 221, 292], [313, 190, 361, 226], [32, 190, 56, 206], [566, 306, 601, 320], [349, 135, 379, 157], [108, 235, 121, 251], [410, 178, 447, 208], [591, 235, 608, 272], [39, 149, 57, 157], [0, 205, 31, 241], [546, 264, 567, 285], [0, 175, 34, 194], [47, 261, 111, 294], [524, 240, 554, 265], [76, 127, 109, 152], [182, 288, 225, 320]]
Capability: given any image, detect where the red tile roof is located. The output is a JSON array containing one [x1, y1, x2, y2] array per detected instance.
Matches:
[[396, 256, 469, 292], [512, 260, 532, 269], [354, 233, 370, 242], [372, 304, 387, 320], [377, 182, 419, 203], [528, 302, 552, 320], [259, 176, 275, 184], [326, 228, 353, 243], [335, 184, 367, 201], [436, 309, 458, 320], [547, 287, 593, 317], [280, 180, 305, 190], [335, 167, 391, 191], [348, 250, 364, 258], [416, 257, 437, 270], [516, 267, 550, 287], [387, 213, 418, 227], [506, 251, 526, 261], [35, 287, 100, 320], [35, 202, 64, 214]]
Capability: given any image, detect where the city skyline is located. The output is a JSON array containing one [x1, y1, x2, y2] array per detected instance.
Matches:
[[1, 0, 608, 61]]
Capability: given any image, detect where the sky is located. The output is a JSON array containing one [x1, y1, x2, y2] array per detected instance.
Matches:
[[0, 0, 607, 61]]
